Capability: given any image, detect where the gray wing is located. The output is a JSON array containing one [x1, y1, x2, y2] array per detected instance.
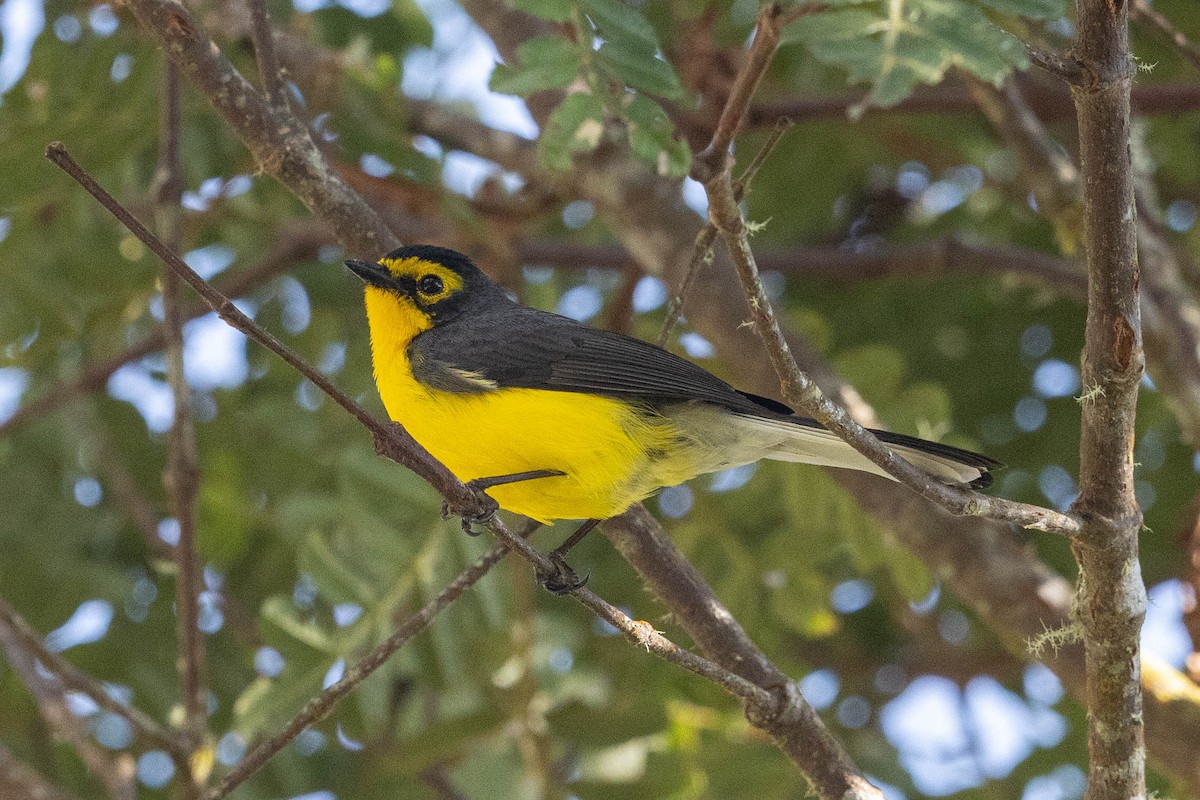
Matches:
[[411, 307, 1000, 487], [410, 307, 790, 415]]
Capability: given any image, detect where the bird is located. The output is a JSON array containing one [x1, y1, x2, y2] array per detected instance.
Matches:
[[347, 245, 998, 580]]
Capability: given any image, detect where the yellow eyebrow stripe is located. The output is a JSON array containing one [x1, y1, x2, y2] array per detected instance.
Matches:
[[379, 256, 465, 300]]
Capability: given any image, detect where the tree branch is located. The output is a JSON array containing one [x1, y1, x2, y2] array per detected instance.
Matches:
[[0, 595, 183, 756], [1024, 41, 1091, 85], [151, 62, 208, 794], [0, 617, 137, 800], [658, 118, 793, 346], [209, 535, 521, 799], [513, 236, 1087, 293], [692, 8, 1080, 536], [247, 0, 289, 111], [602, 507, 883, 800], [123, 0, 398, 258], [1068, 1, 1147, 796], [741, 78, 1200, 127]]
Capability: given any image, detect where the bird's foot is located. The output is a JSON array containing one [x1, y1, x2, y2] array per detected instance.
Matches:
[[442, 480, 500, 536], [539, 552, 589, 596], [444, 470, 565, 536]]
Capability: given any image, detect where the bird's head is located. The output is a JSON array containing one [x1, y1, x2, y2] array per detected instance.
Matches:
[[346, 245, 507, 330]]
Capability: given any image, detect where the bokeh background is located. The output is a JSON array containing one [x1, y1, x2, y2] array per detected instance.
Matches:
[[1, 0, 1198, 797]]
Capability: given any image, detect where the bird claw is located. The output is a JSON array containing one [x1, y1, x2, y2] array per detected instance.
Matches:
[[443, 481, 498, 536], [540, 553, 588, 595]]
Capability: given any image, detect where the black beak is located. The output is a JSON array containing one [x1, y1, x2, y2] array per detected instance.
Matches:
[[345, 259, 394, 289]]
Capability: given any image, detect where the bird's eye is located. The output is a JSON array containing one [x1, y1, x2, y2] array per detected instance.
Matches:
[[417, 274, 444, 296]]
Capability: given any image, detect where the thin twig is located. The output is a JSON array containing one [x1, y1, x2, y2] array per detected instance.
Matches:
[[693, 3, 787, 182], [0, 595, 183, 756], [692, 5, 1081, 537], [1133, 0, 1200, 72], [0, 619, 137, 800], [602, 507, 884, 800], [1023, 42, 1090, 86], [248, 0, 289, 111], [209, 537, 518, 799], [657, 118, 793, 346], [656, 227, 718, 346], [151, 63, 209, 791], [52, 143, 808, 799]]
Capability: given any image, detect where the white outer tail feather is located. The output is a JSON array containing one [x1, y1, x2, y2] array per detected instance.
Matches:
[[725, 414, 988, 487]]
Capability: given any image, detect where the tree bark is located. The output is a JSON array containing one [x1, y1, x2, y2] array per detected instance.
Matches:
[[1070, 0, 1148, 798]]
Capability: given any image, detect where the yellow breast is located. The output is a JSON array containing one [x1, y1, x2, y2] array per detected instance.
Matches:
[[363, 288, 690, 522]]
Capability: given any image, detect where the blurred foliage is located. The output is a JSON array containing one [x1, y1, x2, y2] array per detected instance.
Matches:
[[0, 0, 1198, 799]]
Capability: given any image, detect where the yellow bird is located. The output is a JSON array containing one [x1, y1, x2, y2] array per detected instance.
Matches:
[[347, 245, 997, 539]]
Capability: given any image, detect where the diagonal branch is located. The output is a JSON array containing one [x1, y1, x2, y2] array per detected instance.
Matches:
[[0, 595, 183, 757], [123, 0, 397, 258], [209, 535, 521, 799], [50, 142, 855, 798], [693, 6, 1079, 536], [658, 118, 793, 347], [0, 617, 137, 800]]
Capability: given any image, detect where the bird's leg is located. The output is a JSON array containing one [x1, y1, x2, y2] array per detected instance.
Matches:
[[540, 519, 600, 595], [440, 469, 566, 535]]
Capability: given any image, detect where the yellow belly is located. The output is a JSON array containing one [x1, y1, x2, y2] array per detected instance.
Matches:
[[385, 381, 690, 522], [364, 287, 703, 522]]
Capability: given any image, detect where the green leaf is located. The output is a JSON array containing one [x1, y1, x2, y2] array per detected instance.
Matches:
[[489, 35, 581, 97], [512, 0, 574, 21], [622, 95, 691, 177], [781, 7, 885, 49], [537, 92, 607, 170], [782, 0, 1034, 109], [297, 530, 379, 606], [579, 0, 661, 51], [260, 595, 334, 653], [597, 41, 685, 99]]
